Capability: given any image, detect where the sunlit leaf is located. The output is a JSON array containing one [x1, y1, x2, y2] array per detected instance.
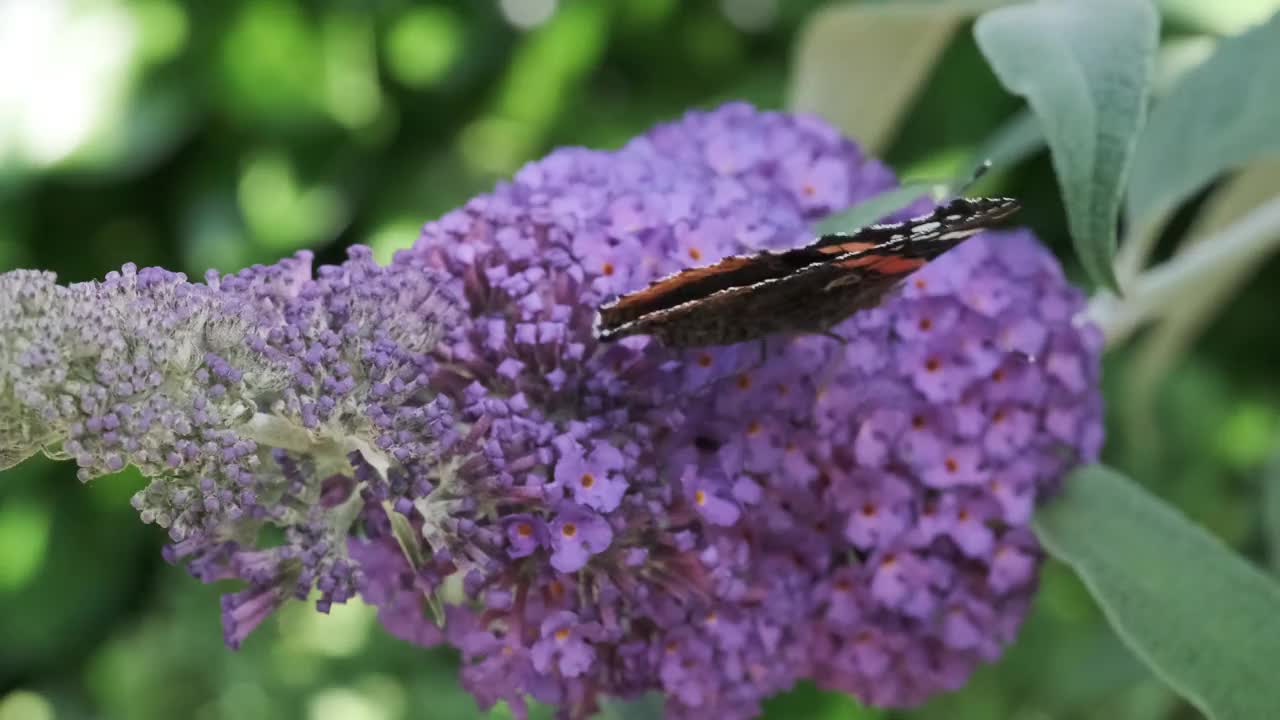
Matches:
[[1158, 0, 1280, 34], [789, 3, 967, 152], [975, 0, 1159, 291], [1035, 464, 1280, 720], [1150, 35, 1217, 96], [1128, 12, 1280, 234]]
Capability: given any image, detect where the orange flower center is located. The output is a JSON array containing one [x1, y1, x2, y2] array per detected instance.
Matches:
[[517, 522, 533, 537], [925, 357, 941, 372], [561, 522, 577, 538], [688, 247, 702, 261], [555, 628, 571, 641], [580, 473, 595, 488], [601, 262, 615, 276], [697, 353, 713, 368], [694, 489, 707, 506]]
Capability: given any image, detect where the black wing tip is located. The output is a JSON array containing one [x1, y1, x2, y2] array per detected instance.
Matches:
[[945, 196, 1021, 215]]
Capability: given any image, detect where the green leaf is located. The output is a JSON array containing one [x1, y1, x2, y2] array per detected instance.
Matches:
[[1034, 464, 1280, 720], [975, 0, 1159, 291], [813, 182, 933, 235], [1267, 437, 1280, 575], [761, 681, 883, 720], [385, 501, 426, 569], [1158, 0, 1280, 35], [598, 692, 664, 720], [788, 3, 968, 152], [1124, 161, 1280, 444], [1127, 12, 1280, 233]]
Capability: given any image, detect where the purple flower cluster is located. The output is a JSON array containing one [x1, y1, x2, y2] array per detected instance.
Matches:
[[374, 103, 1103, 717], [0, 103, 1103, 718], [0, 249, 460, 646]]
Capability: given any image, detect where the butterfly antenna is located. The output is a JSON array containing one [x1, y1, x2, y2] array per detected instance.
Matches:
[[953, 159, 993, 198]]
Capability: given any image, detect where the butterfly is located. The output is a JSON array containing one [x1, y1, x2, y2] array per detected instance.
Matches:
[[593, 197, 1020, 348]]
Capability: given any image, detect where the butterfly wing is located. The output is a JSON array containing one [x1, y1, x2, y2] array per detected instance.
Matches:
[[596, 247, 828, 331], [595, 196, 1021, 345], [819, 197, 1021, 290], [807, 197, 1020, 257]]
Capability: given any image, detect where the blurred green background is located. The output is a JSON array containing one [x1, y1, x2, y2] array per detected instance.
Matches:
[[2, 1, 1279, 719]]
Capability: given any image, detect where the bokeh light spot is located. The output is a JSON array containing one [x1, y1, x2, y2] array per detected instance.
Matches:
[[220, 1, 326, 123], [368, 217, 425, 265], [322, 14, 383, 130], [307, 687, 387, 720], [0, 499, 52, 590], [0, 691, 53, 720], [279, 595, 375, 658], [129, 0, 188, 63], [385, 7, 464, 88], [0, 0, 138, 167], [237, 149, 346, 252], [458, 115, 535, 175], [720, 0, 778, 32], [500, 0, 558, 30]]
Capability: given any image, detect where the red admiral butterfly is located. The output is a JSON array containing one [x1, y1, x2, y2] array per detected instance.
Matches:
[[594, 197, 1020, 347]]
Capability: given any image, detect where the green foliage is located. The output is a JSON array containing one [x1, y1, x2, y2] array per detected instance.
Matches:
[[1124, 159, 1280, 448], [1035, 465, 1280, 720], [1267, 440, 1280, 574], [814, 183, 933, 235], [975, 0, 1159, 291], [1127, 12, 1280, 232]]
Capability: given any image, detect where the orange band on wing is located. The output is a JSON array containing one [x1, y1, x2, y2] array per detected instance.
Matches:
[[609, 256, 756, 311], [837, 254, 925, 275], [816, 240, 875, 256]]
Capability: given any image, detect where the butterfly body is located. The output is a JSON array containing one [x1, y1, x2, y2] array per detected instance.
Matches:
[[594, 197, 1020, 348]]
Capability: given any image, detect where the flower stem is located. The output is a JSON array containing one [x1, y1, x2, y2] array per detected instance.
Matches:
[[1089, 194, 1280, 346]]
